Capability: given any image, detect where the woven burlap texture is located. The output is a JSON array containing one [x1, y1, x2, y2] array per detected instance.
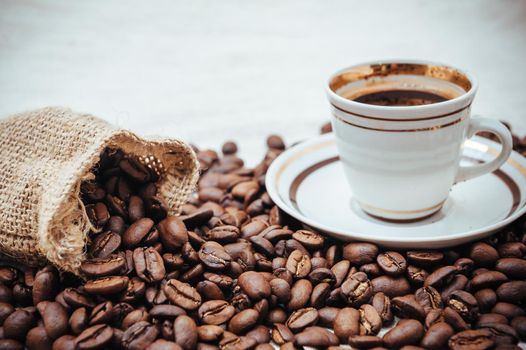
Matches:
[[0, 107, 199, 274]]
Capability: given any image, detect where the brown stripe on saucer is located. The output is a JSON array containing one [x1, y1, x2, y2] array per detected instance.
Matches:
[[332, 113, 465, 133], [331, 102, 471, 122]]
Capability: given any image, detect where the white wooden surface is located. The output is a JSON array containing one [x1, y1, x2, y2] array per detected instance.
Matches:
[[1, 0, 526, 164]]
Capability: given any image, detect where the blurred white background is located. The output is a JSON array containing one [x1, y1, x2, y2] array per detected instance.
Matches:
[[1, 0, 525, 163]]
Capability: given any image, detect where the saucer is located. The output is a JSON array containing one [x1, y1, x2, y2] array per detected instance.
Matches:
[[266, 133, 526, 248]]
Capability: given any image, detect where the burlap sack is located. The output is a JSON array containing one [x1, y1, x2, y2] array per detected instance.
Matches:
[[0, 107, 199, 273]]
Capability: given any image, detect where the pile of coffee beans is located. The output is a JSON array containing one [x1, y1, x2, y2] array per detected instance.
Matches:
[[0, 123, 525, 350]]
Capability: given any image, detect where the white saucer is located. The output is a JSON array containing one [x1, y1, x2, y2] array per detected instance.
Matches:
[[266, 133, 526, 248]]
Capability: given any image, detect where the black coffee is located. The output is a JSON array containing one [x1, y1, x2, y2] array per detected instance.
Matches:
[[353, 89, 449, 106]]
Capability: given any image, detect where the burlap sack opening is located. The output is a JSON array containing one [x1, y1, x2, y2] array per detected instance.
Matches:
[[0, 107, 199, 274]]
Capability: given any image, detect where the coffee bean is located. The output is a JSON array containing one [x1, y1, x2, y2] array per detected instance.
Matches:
[[292, 230, 324, 250], [476, 313, 508, 328], [317, 306, 340, 328], [496, 281, 526, 304], [286, 307, 318, 332], [245, 325, 270, 344], [448, 329, 495, 350], [308, 267, 336, 286], [482, 323, 518, 345], [383, 319, 424, 348], [495, 258, 526, 279], [348, 335, 383, 348], [75, 324, 114, 350], [84, 276, 129, 295], [32, 266, 59, 305], [41, 301, 68, 339], [371, 275, 411, 298], [407, 265, 429, 286], [372, 292, 393, 324], [119, 158, 151, 183], [132, 247, 166, 282], [469, 242, 499, 267], [510, 316, 526, 341], [228, 308, 259, 334], [492, 302, 526, 319], [333, 307, 359, 342], [204, 225, 240, 244], [331, 260, 351, 287], [295, 326, 339, 347], [156, 216, 188, 251], [123, 218, 155, 248], [198, 300, 235, 325], [392, 294, 426, 321], [377, 251, 407, 276], [86, 203, 110, 228], [343, 243, 378, 265], [340, 272, 373, 307], [197, 241, 232, 270], [121, 321, 159, 350], [441, 274, 469, 300], [424, 265, 457, 288], [271, 323, 294, 345], [52, 335, 76, 350], [406, 251, 443, 267], [310, 282, 331, 308], [287, 279, 312, 311], [358, 304, 382, 336], [173, 315, 197, 350], [415, 286, 442, 313], [286, 250, 311, 278], [219, 333, 257, 350], [470, 270, 509, 290], [147, 339, 183, 350], [164, 279, 202, 311], [80, 255, 126, 277], [89, 231, 122, 258], [420, 322, 454, 349], [238, 271, 271, 301], [4, 308, 36, 340], [448, 290, 479, 322], [27, 326, 53, 350], [498, 242, 526, 258]]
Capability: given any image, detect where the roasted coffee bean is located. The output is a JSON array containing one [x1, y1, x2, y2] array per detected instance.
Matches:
[[415, 286, 442, 313], [371, 275, 411, 297], [498, 242, 526, 258], [492, 302, 525, 319], [119, 158, 151, 183], [470, 270, 509, 290], [454, 258, 475, 275], [496, 281, 526, 304], [219, 333, 257, 350], [84, 276, 129, 295], [292, 230, 324, 250], [331, 260, 351, 287], [196, 281, 225, 301], [510, 316, 526, 341], [204, 225, 240, 244], [228, 308, 259, 334], [164, 279, 202, 310], [80, 255, 126, 277], [348, 335, 383, 348], [238, 271, 271, 300], [86, 203, 110, 228], [4, 308, 36, 340], [469, 242, 499, 267], [474, 289, 497, 314], [246, 325, 270, 344], [424, 265, 457, 288], [26, 326, 53, 349], [287, 279, 312, 311], [41, 301, 68, 339], [69, 307, 89, 335], [32, 266, 59, 305], [269, 278, 291, 304], [173, 315, 197, 350], [441, 274, 469, 300], [122, 309, 149, 330], [360, 263, 382, 278], [286, 250, 311, 278], [372, 292, 393, 324], [316, 306, 339, 328], [343, 243, 378, 265], [448, 328, 495, 350], [271, 323, 295, 345], [377, 251, 407, 276], [383, 319, 425, 348], [89, 231, 121, 258], [407, 265, 429, 286], [308, 267, 336, 285], [341, 272, 373, 307], [359, 304, 382, 336], [123, 218, 155, 248], [75, 324, 114, 350], [286, 307, 318, 332], [157, 216, 188, 251], [476, 313, 508, 328], [443, 306, 470, 331], [310, 282, 331, 308], [392, 294, 426, 321], [267, 135, 285, 150], [421, 322, 455, 350], [483, 323, 518, 345], [133, 246, 166, 282], [295, 326, 339, 347], [198, 241, 232, 270], [147, 339, 183, 350], [495, 258, 526, 279], [121, 321, 159, 350], [448, 290, 479, 322], [198, 300, 235, 325], [406, 251, 443, 267], [197, 325, 224, 342], [333, 307, 359, 342]]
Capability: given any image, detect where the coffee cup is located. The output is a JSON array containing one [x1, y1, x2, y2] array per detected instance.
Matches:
[[326, 60, 513, 221]]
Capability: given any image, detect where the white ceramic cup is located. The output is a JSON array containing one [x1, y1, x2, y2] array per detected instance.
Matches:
[[326, 60, 513, 221]]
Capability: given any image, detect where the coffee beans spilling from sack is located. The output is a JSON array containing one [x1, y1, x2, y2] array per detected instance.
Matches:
[[0, 123, 525, 350]]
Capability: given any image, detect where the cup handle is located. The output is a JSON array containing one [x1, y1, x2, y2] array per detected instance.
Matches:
[[455, 117, 513, 183]]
